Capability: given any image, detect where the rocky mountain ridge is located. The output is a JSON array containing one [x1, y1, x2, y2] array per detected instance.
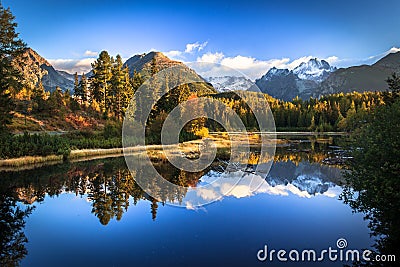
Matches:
[[12, 48, 74, 92], [254, 58, 336, 101]]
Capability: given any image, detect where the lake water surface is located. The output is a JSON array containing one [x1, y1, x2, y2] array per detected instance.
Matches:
[[0, 135, 373, 266]]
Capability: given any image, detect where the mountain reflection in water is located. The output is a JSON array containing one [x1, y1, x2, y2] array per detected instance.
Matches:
[[1, 136, 359, 266], [0, 138, 346, 219]]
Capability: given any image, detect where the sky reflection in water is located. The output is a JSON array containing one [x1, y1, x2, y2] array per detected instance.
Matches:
[[2, 138, 372, 267]]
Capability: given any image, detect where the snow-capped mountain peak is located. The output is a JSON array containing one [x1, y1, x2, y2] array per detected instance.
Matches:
[[263, 67, 291, 81], [206, 76, 253, 92], [254, 58, 337, 100], [293, 58, 336, 82]]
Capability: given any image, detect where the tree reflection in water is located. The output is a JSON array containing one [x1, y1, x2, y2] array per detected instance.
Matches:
[[0, 135, 352, 265], [0, 157, 206, 225], [0, 192, 33, 266]]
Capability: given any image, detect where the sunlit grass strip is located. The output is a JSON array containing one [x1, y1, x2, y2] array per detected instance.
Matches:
[[69, 145, 173, 160], [69, 148, 124, 159], [0, 155, 63, 168]]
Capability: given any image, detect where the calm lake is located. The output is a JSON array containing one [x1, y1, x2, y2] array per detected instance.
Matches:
[[1, 135, 373, 267]]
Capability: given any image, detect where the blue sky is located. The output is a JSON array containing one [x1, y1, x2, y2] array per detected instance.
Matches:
[[3, 0, 400, 79]]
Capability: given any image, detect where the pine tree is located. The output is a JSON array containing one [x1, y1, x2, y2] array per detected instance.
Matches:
[[73, 72, 79, 97], [131, 70, 146, 123], [347, 100, 356, 117], [47, 86, 64, 113], [91, 51, 113, 114], [386, 73, 400, 93], [131, 70, 144, 93], [150, 57, 158, 76], [121, 67, 133, 118], [150, 198, 158, 221], [63, 89, 72, 108], [309, 115, 315, 130], [79, 73, 88, 104], [110, 55, 129, 120], [73, 72, 84, 104], [0, 4, 26, 132], [31, 81, 47, 112]]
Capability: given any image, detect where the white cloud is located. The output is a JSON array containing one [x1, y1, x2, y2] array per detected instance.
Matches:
[[196, 187, 220, 201], [185, 41, 208, 53], [223, 55, 289, 70], [194, 51, 344, 80], [197, 52, 224, 63], [323, 186, 343, 198], [324, 56, 339, 65], [220, 56, 290, 79], [162, 41, 208, 61], [84, 50, 98, 57], [194, 52, 292, 80], [221, 55, 259, 69], [48, 58, 96, 74], [164, 50, 183, 58]]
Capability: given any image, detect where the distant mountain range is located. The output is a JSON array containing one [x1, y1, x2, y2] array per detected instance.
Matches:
[[254, 53, 400, 101], [253, 58, 337, 101], [15, 48, 400, 101], [205, 59, 337, 96]]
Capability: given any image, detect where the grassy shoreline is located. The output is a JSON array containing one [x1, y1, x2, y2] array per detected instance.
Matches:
[[0, 132, 347, 171], [0, 146, 153, 171]]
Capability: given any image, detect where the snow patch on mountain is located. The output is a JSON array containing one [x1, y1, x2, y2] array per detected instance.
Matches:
[[254, 58, 337, 100], [261, 58, 336, 83], [291, 175, 334, 195], [293, 58, 336, 82], [262, 67, 291, 81], [206, 76, 254, 92]]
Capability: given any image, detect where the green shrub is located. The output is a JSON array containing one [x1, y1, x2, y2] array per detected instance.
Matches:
[[103, 121, 122, 139]]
